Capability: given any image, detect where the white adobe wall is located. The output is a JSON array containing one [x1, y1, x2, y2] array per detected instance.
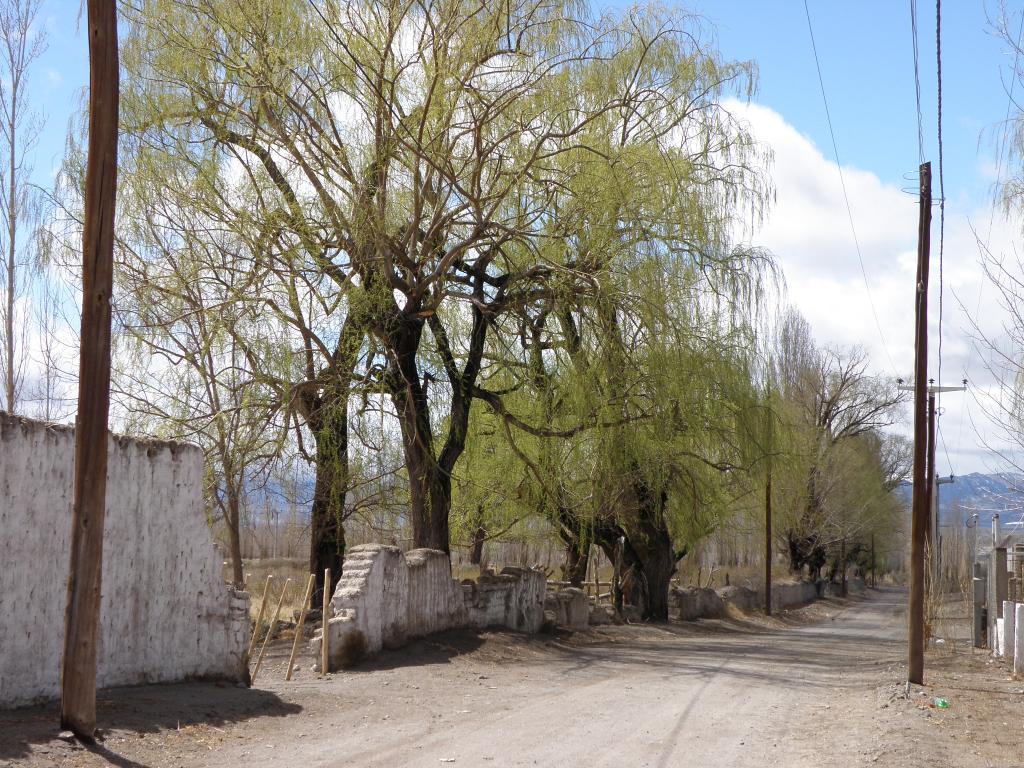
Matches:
[[314, 544, 546, 670], [0, 413, 249, 708]]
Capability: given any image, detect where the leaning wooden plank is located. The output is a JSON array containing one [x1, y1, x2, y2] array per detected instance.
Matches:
[[251, 578, 291, 683], [285, 574, 317, 681], [247, 574, 274, 661]]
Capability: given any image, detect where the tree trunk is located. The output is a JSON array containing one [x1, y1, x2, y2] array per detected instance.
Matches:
[[557, 504, 591, 587], [225, 491, 244, 588], [309, 404, 348, 608], [590, 481, 683, 622], [386, 315, 452, 552], [623, 482, 678, 621], [306, 318, 362, 607], [470, 525, 486, 566], [388, 302, 487, 555]]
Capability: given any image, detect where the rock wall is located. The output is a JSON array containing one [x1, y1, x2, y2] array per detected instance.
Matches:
[[0, 413, 250, 708], [313, 544, 546, 670], [671, 580, 823, 622], [672, 587, 726, 620], [771, 580, 821, 611], [545, 588, 589, 629]]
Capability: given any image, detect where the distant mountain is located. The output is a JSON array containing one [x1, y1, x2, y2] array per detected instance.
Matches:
[[895, 472, 1024, 531]]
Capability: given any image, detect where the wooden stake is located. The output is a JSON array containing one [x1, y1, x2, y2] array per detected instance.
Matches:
[[251, 578, 291, 683], [60, 0, 120, 740], [247, 574, 274, 661], [909, 161, 932, 686], [285, 574, 316, 681], [321, 567, 331, 675]]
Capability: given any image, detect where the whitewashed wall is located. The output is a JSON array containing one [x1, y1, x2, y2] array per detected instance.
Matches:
[[0, 413, 249, 708], [314, 544, 546, 670]]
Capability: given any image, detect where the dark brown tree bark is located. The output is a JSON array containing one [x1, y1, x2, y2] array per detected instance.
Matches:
[[309, 443, 347, 608], [304, 318, 362, 608], [586, 477, 689, 622], [384, 299, 488, 554], [469, 522, 486, 566], [557, 503, 591, 587]]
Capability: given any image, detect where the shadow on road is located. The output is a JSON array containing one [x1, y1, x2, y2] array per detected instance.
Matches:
[[0, 681, 301, 765]]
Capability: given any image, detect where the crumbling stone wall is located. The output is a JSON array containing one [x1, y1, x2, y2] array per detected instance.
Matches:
[[0, 413, 249, 708], [314, 544, 546, 670], [671, 580, 823, 621], [545, 588, 589, 629]]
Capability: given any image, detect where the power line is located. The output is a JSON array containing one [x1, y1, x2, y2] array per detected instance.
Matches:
[[802, 0, 900, 378], [936, 0, 950, 474], [936, 0, 945, 389], [910, 0, 926, 163]]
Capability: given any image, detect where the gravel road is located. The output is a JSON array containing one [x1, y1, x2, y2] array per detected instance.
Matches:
[[5, 587, 1019, 767]]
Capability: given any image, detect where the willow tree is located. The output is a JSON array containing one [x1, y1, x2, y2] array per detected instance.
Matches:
[[442, 7, 773, 619], [770, 310, 907, 576], [114, 0, 769, 570]]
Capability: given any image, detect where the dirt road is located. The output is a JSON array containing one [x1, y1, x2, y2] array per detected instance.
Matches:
[[3, 587, 1022, 767]]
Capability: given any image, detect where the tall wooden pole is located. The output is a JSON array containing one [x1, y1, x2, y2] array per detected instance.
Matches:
[[908, 162, 932, 686], [60, 0, 119, 739], [765, 468, 773, 616]]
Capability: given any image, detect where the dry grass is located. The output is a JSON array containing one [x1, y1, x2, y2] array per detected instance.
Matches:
[[228, 558, 312, 641]]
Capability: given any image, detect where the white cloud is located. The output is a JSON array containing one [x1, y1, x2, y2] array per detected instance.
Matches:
[[730, 100, 1024, 475]]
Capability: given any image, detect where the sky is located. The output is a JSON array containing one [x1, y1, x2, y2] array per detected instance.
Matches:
[[22, 0, 1024, 476]]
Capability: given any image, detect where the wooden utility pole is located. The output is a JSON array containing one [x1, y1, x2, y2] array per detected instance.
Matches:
[[908, 161, 931, 686], [60, 0, 119, 740], [765, 468, 773, 616]]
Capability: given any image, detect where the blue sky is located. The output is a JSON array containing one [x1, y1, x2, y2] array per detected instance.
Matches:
[[695, 0, 1011, 199], [24, 1, 1024, 476], [29, 2, 1013, 196]]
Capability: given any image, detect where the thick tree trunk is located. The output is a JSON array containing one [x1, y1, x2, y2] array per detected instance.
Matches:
[[591, 481, 683, 622], [309, 411, 348, 608], [306, 318, 362, 607], [386, 315, 451, 552], [388, 304, 487, 555], [309, 469, 346, 607], [557, 504, 591, 587]]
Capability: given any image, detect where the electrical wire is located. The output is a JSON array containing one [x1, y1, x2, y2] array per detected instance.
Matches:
[[936, 0, 945, 389], [802, 0, 900, 378], [935, 0, 952, 475], [910, 0, 926, 164]]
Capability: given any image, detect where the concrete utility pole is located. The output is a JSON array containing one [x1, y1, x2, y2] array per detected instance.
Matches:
[[907, 161, 931, 686], [60, 0, 119, 740]]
